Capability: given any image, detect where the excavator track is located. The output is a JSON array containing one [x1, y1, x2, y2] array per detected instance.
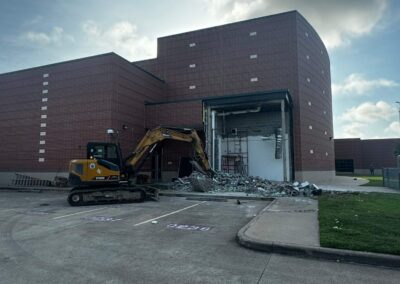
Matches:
[[67, 186, 146, 206]]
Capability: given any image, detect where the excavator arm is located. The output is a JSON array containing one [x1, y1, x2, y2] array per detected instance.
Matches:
[[124, 127, 213, 176]]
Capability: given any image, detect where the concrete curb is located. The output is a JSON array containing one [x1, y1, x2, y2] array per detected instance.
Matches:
[[159, 191, 274, 201], [236, 201, 400, 268], [0, 187, 273, 202]]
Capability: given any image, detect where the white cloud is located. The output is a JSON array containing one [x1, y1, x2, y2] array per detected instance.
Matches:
[[340, 122, 364, 138], [385, 121, 400, 135], [332, 73, 399, 96], [340, 101, 395, 123], [82, 20, 156, 60], [336, 101, 397, 138], [22, 26, 74, 45], [205, 0, 388, 49]]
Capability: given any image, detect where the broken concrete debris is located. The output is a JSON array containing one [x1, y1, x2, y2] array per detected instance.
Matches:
[[172, 171, 322, 197]]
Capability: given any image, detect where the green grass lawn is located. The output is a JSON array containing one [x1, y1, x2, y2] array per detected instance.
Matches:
[[319, 192, 400, 255], [336, 173, 383, 187], [358, 175, 383, 187]]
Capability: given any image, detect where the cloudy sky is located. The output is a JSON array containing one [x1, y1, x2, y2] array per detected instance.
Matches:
[[1, 0, 399, 139]]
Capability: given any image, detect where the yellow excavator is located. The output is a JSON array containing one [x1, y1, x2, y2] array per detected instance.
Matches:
[[67, 126, 213, 206]]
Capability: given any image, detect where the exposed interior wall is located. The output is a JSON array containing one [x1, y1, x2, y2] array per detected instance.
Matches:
[[248, 136, 283, 181]]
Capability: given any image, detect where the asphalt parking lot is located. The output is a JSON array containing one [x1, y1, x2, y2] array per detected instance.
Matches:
[[1, 191, 399, 284]]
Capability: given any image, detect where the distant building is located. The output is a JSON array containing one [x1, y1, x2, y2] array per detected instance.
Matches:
[[0, 11, 333, 185], [334, 138, 400, 175]]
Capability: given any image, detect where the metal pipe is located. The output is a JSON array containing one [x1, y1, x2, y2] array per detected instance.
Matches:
[[216, 106, 261, 116]]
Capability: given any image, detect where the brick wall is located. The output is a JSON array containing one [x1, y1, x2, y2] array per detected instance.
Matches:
[[0, 54, 116, 172], [145, 100, 203, 129], [334, 138, 400, 169], [0, 53, 167, 172], [155, 13, 297, 102], [295, 13, 334, 171], [136, 11, 334, 175], [1, 11, 334, 178], [110, 55, 166, 157]]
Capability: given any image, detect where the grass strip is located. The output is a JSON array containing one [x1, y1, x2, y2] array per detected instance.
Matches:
[[319, 192, 400, 255]]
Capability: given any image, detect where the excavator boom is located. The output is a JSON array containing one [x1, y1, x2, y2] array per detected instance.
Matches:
[[125, 127, 213, 176]]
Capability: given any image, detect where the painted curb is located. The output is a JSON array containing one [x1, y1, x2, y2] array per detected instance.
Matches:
[[159, 191, 274, 201], [1, 187, 274, 201], [237, 201, 400, 268]]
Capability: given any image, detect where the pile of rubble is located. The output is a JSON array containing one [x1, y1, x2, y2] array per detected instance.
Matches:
[[172, 171, 322, 197]]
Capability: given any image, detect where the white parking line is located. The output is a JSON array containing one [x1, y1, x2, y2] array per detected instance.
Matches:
[[52, 208, 105, 220], [133, 201, 206, 226], [0, 208, 19, 212]]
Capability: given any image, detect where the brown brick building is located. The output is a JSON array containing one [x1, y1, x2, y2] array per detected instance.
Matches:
[[335, 138, 400, 175], [0, 11, 334, 185]]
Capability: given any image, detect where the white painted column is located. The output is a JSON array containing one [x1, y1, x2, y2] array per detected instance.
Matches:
[[211, 110, 216, 169], [281, 100, 287, 181]]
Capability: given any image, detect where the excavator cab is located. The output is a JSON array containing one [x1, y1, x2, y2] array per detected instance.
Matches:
[[87, 142, 124, 170]]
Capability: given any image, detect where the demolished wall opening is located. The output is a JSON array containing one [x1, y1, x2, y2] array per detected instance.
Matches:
[[203, 91, 293, 182]]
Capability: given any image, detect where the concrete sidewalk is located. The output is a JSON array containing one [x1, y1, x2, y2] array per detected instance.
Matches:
[[237, 197, 400, 268], [318, 176, 399, 194], [243, 197, 320, 246]]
